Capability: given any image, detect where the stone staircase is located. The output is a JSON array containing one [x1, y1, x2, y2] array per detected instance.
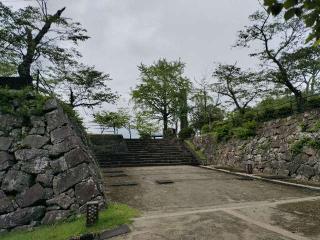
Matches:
[[89, 135, 198, 168]]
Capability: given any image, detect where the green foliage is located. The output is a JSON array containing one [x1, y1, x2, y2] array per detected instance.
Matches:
[[0, 1, 89, 79], [264, 0, 320, 44], [290, 137, 320, 155], [201, 124, 211, 134], [212, 123, 233, 142], [0, 204, 138, 240], [54, 64, 118, 109], [134, 111, 160, 139], [232, 121, 257, 140], [306, 95, 320, 108], [300, 121, 308, 132], [132, 58, 191, 132], [94, 110, 130, 134], [0, 88, 48, 122], [212, 63, 266, 113], [178, 127, 195, 140], [308, 121, 320, 133], [185, 140, 207, 164], [0, 62, 16, 76]]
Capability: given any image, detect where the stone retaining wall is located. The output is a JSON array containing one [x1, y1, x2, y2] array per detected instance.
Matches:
[[0, 98, 105, 232], [193, 110, 320, 182]]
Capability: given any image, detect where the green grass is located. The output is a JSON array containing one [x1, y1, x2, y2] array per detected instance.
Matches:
[[185, 140, 207, 163], [1, 203, 139, 240]]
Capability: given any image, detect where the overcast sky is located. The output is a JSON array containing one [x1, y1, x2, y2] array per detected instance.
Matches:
[[7, 0, 262, 136]]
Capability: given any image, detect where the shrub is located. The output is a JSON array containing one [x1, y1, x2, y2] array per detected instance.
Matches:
[[0, 88, 49, 124], [212, 123, 232, 142], [232, 120, 257, 140], [179, 127, 195, 140], [306, 95, 320, 108], [201, 124, 211, 134]]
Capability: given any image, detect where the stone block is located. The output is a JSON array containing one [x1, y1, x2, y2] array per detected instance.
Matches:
[[53, 163, 89, 194], [0, 137, 13, 151], [50, 157, 68, 174], [46, 193, 74, 209], [0, 206, 45, 229], [75, 178, 100, 205], [46, 108, 69, 132], [36, 170, 54, 187], [15, 149, 49, 161], [297, 165, 315, 179], [21, 135, 49, 149], [29, 127, 45, 135], [0, 197, 15, 214], [21, 157, 50, 174], [17, 183, 46, 208], [64, 148, 89, 169], [1, 170, 32, 193], [46, 136, 83, 157], [41, 210, 70, 225], [0, 152, 14, 171], [43, 98, 58, 112], [50, 126, 75, 144]]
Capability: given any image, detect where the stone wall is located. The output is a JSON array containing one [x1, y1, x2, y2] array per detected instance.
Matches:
[[193, 110, 320, 182], [0, 98, 105, 232]]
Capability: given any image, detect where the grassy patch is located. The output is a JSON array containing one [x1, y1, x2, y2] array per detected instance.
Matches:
[[1, 203, 138, 240], [185, 140, 207, 163]]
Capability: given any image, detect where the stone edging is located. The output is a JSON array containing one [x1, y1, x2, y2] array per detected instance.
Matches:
[[200, 165, 320, 192]]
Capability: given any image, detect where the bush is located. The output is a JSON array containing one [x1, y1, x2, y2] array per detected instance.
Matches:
[[306, 95, 320, 108], [201, 124, 211, 134], [179, 127, 195, 140], [212, 123, 232, 142], [232, 121, 257, 140], [0, 87, 48, 125]]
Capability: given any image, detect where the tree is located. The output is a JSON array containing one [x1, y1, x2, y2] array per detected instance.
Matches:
[[264, 0, 320, 44], [281, 46, 320, 95], [212, 63, 266, 114], [190, 78, 223, 130], [0, 0, 89, 81], [94, 110, 130, 134], [235, 10, 307, 111], [132, 58, 191, 135], [54, 63, 118, 109], [134, 111, 160, 139]]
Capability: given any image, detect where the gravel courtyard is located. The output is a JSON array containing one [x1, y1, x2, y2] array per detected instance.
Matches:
[[103, 166, 320, 240]]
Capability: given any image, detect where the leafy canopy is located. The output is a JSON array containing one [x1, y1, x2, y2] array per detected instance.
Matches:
[[0, 0, 89, 79], [94, 110, 130, 134], [54, 63, 118, 109], [132, 58, 191, 132], [264, 0, 320, 44]]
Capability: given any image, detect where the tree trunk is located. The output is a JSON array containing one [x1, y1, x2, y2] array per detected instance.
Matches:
[[17, 7, 66, 83], [295, 92, 304, 113], [163, 113, 168, 136]]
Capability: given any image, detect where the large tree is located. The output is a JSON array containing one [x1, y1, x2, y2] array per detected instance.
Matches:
[[264, 0, 320, 44], [281, 46, 320, 95], [235, 10, 308, 111], [132, 59, 191, 135], [54, 63, 118, 109], [212, 63, 266, 114], [0, 0, 88, 81]]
